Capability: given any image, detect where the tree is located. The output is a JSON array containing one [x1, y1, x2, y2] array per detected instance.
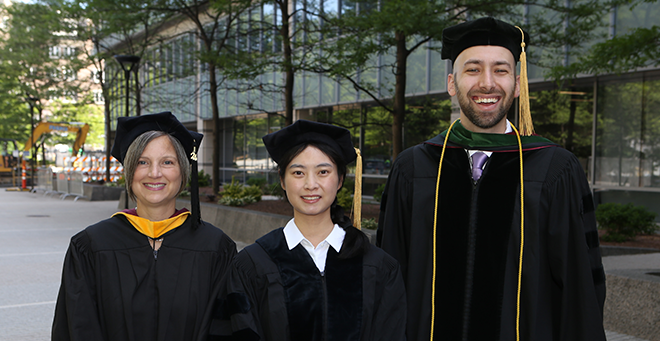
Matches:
[[57, 0, 177, 182], [140, 0, 253, 195], [49, 96, 105, 150], [0, 62, 30, 143], [549, 0, 660, 78], [0, 1, 87, 164], [318, 0, 620, 160]]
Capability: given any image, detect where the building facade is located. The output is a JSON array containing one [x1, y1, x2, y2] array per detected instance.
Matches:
[[108, 1, 660, 219]]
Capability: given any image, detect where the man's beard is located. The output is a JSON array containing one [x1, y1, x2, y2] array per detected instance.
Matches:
[[455, 81, 515, 130]]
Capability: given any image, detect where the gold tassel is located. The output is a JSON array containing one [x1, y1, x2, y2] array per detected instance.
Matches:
[[515, 26, 534, 136], [352, 147, 362, 230]]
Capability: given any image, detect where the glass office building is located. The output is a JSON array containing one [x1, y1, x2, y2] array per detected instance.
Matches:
[[107, 1, 660, 219]]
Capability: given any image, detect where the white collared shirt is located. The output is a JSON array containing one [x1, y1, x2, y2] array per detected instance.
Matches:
[[467, 119, 514, 165], [283, 218, 346, 273]]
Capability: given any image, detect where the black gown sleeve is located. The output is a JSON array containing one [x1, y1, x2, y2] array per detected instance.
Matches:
[[209, 245, 286, 341], [542, 152, 606, 340], [377, 148, 415, 279], [366, 248, 407, 341], [51, 231, 105, 341]]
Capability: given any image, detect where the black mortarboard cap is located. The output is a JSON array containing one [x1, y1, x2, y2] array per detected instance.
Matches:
[[441, 17, 529, 63], [111, 112, 200, 164], [111, 112, 203, 228], [262, 120, 357, 165]]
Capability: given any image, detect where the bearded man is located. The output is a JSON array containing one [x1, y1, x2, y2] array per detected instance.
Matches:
[[377, 17, 606, 341]]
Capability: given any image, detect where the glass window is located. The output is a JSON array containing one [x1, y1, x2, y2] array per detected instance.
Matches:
[[357, 0, 377, 14], [250, 7, 261, 52], [531, 88, 594, 160], [324, 0, 338, 14], [341, 0, 356, 15], [166, 44, 173, 82], [429, 41, 446, 93], [595, 75, 660, 188], [616, 1, 660, 34], [406, 41, 426, 94], [263, 3, 276, 52], [232, 115, 284, 172], [321, 74, 336, 105], [173, 39, 180, 79]]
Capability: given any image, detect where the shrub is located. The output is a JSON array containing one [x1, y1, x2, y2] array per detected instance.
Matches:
[[247, 177, 267, 189], [218, 176, 262, 206], [266, 181, 285, 198], [243, 185, 263, 202], [337, 187, 353, 210], [188, 170, 211, 188], [197, 170, 211, 188], [596, 203, 658, 242], [373, 183, 386, 202], [361, 218, 378, 230], [179, 190, 190, 197], [342, 177, 355, 193]]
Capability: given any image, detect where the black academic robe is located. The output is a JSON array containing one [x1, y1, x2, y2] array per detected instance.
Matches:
[[377, 131, 606, 341], [209, 228, 406, 341], [51, 215, 236, 341]]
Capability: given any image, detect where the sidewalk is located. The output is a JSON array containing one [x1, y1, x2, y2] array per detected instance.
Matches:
[[0, 190, 656, 341], [601, 250, 660, 341]]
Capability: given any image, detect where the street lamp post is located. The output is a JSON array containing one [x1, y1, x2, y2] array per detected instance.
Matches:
[[113, 55, 141, 117], [113, 55, 139, 208], [27, 96, 39, 191]]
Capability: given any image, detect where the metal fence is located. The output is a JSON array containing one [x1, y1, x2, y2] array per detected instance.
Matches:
[[36, 167, 86, 201]]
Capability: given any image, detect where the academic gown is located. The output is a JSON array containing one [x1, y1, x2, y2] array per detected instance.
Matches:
[[377, 123, 606, 341], [209, 228, 406, 341], [51, 214, 236, 341]]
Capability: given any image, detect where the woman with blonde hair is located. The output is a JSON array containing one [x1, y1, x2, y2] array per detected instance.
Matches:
[[52, 112, 236, 341]]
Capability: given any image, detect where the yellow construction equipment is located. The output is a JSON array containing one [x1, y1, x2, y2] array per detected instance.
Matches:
[[24, 122, 90, 157]]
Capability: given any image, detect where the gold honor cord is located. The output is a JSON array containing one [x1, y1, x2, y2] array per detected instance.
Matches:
[[510, 122, 525, 341], [429, 120, 525, 341]]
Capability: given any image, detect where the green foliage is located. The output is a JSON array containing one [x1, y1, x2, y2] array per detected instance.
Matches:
[[373, 183, 386, 203], [596, 203, 658, 242], [266, 181, 285, 198], [49, 98, 105, 149], [530, 90, 593, 158], [337, 187, 354, 210], [197, 170, 211, 188], [361, 218, 378, 230], [247, 177, 267, 189], [218, 176, 262, 206], [220, 176, 244, 198], [342, 177, 355, 193], [179, 190, 190, 197]]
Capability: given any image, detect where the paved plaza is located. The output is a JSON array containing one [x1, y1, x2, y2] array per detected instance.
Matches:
[[0, 189, 652, 341]]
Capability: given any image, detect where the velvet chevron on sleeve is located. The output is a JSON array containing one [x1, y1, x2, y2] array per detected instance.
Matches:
[[378, 122, 606, 341]]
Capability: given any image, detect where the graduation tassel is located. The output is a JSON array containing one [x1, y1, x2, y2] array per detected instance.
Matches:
[[190, 144, 200, 230], [352, 147, 362, 230], [516, 26, 534, 136]]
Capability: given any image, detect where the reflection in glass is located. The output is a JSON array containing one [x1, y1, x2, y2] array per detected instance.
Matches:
[[596, 77, 660, 188]]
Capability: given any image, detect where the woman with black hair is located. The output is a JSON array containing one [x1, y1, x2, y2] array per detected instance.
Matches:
[[209, 120, 406, 340]]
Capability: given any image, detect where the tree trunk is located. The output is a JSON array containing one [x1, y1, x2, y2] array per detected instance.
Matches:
[[280, 1, 294, 126], [104, 96, 111, 183], [209, 62, 221, 195], [391, 30, 408, 160], [135, 68, 141, 116]]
